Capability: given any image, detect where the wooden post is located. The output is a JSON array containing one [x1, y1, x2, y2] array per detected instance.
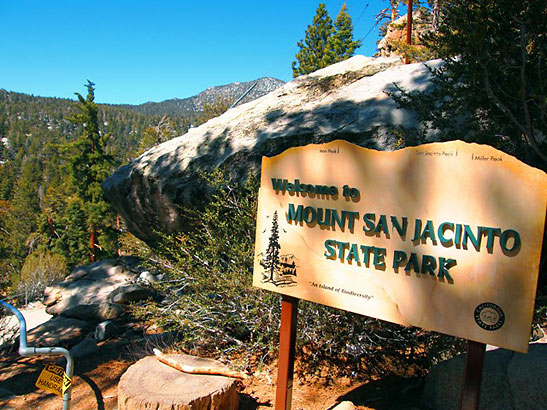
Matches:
[[460, 340, 486, 410], [405, 0, 413, 64], [275, 295, 299, 410]]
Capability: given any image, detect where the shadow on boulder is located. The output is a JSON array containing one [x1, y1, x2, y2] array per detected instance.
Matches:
[[423, 343, 547, 410]]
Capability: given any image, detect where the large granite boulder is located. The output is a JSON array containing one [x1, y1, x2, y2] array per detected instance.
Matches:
[[103, 56, 443, 242], [506, 343, 547, 408], [43, 256, 151, 318], [423, 342, 547, 410]]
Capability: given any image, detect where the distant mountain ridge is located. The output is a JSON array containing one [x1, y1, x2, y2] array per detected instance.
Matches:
[[119, 77, 285, 116]]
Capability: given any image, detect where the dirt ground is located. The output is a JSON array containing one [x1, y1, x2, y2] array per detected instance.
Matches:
[[0, 335, 427, 410]]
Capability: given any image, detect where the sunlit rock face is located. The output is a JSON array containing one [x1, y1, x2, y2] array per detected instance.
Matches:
[[103, 56, 443, 242], [377, 10, 432, 59]]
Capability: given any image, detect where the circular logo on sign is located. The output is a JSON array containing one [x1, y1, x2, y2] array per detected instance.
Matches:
[[474, 303, 505, 331]]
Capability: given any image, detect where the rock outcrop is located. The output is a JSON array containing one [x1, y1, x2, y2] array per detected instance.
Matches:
[[23, 257, 162, 348], [423, 342, 547, 410], [27, 316, 90, 347], [377, 11, 432, 59], [43, 256, 149, 318], [69, 337, 100, 358], [103, 56, 443, 242]]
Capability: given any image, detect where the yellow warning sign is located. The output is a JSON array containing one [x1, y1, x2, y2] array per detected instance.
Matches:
[[35, 363, 71, 397]]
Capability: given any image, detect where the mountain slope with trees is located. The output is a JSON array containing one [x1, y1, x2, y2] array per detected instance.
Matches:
[[0, 75, 284, 295], [124, 77, 284, 117]]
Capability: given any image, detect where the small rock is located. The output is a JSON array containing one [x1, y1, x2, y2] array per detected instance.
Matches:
[[138, 271, 158, 284], [61, 302, 124, 321], [98, 302, 124, 320], [108, 285, 155, 304], [331, 401, 357, 410], [95, 320, 118, 342], [70, 337, 99, 359]]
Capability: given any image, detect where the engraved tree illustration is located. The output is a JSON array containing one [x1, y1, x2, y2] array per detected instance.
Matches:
[[261, 211, 281, 284], [260, 211, 297, 287]]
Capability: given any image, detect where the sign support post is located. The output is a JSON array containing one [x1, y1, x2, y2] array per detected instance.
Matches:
[[460, 340, 486, 410], [276, 295, 299, 410]]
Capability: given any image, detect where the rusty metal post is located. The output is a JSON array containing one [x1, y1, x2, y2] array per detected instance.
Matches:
[[275, 295, 299, 410], [460, 340, 486, 410], [405, 0, 413, 64]]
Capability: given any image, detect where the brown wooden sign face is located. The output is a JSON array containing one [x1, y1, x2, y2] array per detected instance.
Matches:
[[253, 140, 547, 353]]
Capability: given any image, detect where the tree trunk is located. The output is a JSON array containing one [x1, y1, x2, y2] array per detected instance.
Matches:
[[90, 228, 97, 262]]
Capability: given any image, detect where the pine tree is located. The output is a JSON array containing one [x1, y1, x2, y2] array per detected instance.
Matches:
[[68, 81, 116, 262], [60, 196, 90, 264], [292, 3, 361, 77], [326, 4, 362, 64], [197, 96, 235, 126], [135, 115, 177, 156], [292, 3, 334, 77], [4, 158, 42, 264], [422, 0, 547, 167], [0, 87, 194, 273]]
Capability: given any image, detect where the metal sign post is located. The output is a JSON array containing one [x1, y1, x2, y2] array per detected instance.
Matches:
[[275, 295, 299, 410]]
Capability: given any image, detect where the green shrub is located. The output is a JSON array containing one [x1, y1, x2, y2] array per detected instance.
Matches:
[[10, 251, 67, 304], [132, 169, 464, 376]]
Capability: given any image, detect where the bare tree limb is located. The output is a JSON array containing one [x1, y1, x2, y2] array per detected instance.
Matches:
[[481, 63, 547, 164]]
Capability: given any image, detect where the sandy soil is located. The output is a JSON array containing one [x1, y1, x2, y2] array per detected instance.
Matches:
[[0, 333, 426, 410], [0, 302, 426, 409]]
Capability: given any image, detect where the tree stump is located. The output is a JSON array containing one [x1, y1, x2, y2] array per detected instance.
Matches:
[[118, 354, 239, 410]]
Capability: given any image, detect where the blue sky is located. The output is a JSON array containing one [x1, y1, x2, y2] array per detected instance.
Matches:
[[1, 1, 394, 105]]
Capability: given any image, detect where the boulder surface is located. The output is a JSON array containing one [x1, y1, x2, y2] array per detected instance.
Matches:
[[43, 256, 146, 318], [423, 342, 547, 410], [103, 56, 442, 241], [27, 316, 90, 347]]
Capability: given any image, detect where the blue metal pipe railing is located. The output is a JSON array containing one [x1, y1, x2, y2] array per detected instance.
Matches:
[[1, 300, 73, 410]]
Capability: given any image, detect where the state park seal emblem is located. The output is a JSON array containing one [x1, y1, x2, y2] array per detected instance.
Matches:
[[474, 302, 505, 331]]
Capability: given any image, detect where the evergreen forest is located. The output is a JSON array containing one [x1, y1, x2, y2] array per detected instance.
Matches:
[[0, 88, 197, 295]]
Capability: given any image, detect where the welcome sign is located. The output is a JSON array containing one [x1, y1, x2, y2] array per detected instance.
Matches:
[[253, 140, 546, 353]]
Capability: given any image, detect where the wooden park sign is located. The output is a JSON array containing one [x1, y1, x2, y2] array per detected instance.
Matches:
[[253, 140, 547, 409]]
